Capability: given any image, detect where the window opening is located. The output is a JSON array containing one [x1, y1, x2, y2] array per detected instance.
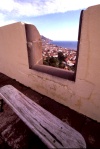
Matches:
[[25, 10, 83, 81]]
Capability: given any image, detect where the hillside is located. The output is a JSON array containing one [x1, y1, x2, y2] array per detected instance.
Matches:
[[41, 35, 52, 43]]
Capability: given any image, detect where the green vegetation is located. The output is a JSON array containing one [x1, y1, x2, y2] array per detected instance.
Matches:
[[43, 51, 75, 71], [43, 56, 59, 68]]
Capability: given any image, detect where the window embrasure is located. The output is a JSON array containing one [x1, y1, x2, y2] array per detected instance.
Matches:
[[25, 11, 83, 81]]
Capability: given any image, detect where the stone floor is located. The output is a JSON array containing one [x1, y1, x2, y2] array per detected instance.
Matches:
[[0, 72, 100, 148]]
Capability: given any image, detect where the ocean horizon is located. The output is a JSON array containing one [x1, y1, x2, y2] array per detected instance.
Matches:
[[50, 41, 78, 50]]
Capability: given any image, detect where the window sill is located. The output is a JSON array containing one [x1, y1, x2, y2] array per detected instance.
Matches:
[[31, 64, 75, 81]]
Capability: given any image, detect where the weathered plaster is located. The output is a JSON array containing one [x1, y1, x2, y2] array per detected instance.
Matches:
[[0, 5, 100, 122]]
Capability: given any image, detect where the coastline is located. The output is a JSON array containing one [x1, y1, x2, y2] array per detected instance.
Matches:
[[50, 41, 78, 50]]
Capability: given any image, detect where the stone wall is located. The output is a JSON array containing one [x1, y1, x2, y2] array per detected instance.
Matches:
[[0, 5, 100, 122]]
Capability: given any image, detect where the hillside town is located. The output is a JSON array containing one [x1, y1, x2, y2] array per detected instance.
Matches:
[[41, 36, 77, 72]]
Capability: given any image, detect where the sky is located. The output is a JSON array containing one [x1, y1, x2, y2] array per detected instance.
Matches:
[[0, 0, 100, 41]]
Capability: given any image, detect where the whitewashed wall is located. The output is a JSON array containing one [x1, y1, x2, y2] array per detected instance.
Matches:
[[0, 5, 100, 122]]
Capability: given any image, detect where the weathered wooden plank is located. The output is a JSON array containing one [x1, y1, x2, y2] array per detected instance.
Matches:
[[0, 85, 86, 148]]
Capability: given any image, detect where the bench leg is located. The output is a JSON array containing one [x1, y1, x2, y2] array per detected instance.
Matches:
[[0, 96, 3, 112]]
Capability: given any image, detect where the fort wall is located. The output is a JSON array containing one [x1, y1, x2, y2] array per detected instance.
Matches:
[[0, 5, 100, 122]]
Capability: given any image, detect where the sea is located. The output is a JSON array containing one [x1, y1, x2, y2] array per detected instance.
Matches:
[[50, 41, 78, 50]]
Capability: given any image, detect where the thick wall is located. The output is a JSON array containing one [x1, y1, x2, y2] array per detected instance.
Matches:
[[0, 5, 100, 122]]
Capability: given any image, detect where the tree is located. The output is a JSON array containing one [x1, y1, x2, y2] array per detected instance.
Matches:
[[58, 51, 65, 62]]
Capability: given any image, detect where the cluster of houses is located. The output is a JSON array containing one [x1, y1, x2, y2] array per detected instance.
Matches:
[[42, 41, 77, 71]]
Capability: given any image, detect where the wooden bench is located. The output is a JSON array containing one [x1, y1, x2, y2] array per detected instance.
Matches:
[[0, 85, 86, 148]]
